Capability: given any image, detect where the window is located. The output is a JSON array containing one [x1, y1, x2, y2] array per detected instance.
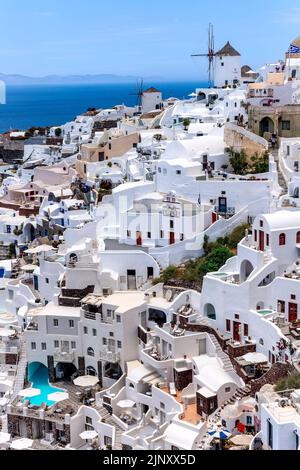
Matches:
[[87, 347, 95, 357], [226, 319, 231, 332], [279, 233, 286, 246], [103, 338, 107, 346], [107, 310, 113, 318], [210, 402, 215, 410], [260, 220, 264, 228], [160, 230, 164, 239], [93, 329, 97, 337], [84, 327, 88, 335], [278, 300, 285, 313], [69, 320, 74, 328], [41, 343, 46, 351], [6, 225, 11, 234], [158, 167, 161, 173], [180, 234, 184, 241], [127, 230, 131, 238], [244, 324, 249, 337], [71, 341, 76, 349], [116, 315, 121, 323], [176, 170, 182, 175], [117, 341, 122, 349], [46, 278, 49, 284], [170, 220, 174, 229], [86, 417, 92, 425], [160, 402, 165, 410], [225, 387, 231, 393], [235, 314, 240, 320], [291, 294, 296, 300], [297, 232, 300, 244], [246, 416, 252, 425], [54, 340, 59, 348], [31, 342, 36, 350], [254, 230, 257, 242], [282, 120, 291, 131], [266, 234, 270, 246], [147, 232, 151, 239], [221, 62, 224, 67], [53, 319, 59, 327]]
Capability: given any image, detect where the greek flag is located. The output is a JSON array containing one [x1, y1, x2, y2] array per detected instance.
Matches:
[[289, 44, 300, 54]]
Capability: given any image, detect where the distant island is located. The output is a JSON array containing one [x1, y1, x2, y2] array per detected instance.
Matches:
[[0, 73, 163, 85]]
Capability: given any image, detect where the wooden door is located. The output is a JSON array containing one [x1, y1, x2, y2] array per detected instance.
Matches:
[[289, 303, 298, 323], [169, 232, 175, 245], [259, 231, 265, 252], [233, 322, 241, 342], [136, 231, 142, 246]]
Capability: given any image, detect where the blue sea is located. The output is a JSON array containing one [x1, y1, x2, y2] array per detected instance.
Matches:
[[0, 81, 206, 133]]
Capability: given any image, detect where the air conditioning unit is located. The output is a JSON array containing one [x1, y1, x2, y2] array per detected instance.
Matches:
[[279, 398, 289, 408], [103, 288, 112, 297]]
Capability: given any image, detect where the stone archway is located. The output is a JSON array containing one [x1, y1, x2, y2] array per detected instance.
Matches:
[[259, 117, 274, 137]]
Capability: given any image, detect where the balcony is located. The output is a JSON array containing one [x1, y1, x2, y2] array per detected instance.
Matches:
[[54, 350, 75, 363], [99, 349, 120, 363]]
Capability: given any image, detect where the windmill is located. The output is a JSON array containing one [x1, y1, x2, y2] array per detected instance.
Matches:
[[191, 23, 215, 88], [129, 79, 144, 113]]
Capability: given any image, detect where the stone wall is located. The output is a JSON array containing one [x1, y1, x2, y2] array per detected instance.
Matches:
[[227, 343, 256, 359], [174, 368, 193, 391], [250, 362, 296, 396], [224, 123, 268, 158]]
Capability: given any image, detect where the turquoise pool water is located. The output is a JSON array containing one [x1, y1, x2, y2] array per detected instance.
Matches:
[[257, 310, 273, 316], [25, 363, 64, 407]]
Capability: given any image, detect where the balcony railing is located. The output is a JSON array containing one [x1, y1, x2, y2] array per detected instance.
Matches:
[[99, 349, 120, 363], [54, 351, 75, 363]]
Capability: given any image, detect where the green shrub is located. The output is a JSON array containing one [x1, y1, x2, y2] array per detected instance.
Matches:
[[275, 373, 300, 392]]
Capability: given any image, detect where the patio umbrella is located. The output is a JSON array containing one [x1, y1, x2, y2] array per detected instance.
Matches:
[[73, 376, 99, 388], [18, 388, 41, 398], [117, 399, 136, 409], [208, 429, 231, 440], [10, 438, 34, 450], [0, 432, 11, 445], [80, 430, 98, 441], [230, 434, 253, 447], [47, 391, 69, 403]]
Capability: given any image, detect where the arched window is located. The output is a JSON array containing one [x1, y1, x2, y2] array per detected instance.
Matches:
[[296, 232, 300, 244], [87, 347, 95, 357], [279, 233, 286, 246]]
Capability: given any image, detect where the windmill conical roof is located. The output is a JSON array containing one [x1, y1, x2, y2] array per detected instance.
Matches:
[[215, 41, 241, 57]]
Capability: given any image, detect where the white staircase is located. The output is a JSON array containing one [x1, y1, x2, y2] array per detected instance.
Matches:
[[11, 339, 27, 401]]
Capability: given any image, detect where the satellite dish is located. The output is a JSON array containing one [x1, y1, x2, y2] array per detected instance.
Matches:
[[166, 290, 173, 302]]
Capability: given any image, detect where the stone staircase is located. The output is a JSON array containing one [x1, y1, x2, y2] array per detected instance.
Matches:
[[11, 339, 27, 401], [96, 405, 124, 450], [208, 334, 233, 373], [208, 384, 252, 426]]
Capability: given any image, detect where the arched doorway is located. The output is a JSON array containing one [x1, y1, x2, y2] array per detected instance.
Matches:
[[240, 260, 255, 282], [55, 362, 78, 381], [197, 92, 206, 102], [86, 366, 97, 376], [204, 303, 216, 320], [259, 117, 274, 136]]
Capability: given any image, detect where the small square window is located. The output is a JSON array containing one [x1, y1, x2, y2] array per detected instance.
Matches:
[[225, 387, 231, 393], [41, 343, 46, 351], [53, 319, 59, 327], [291, 294, 296, 300], [31, 342, 37, 350]]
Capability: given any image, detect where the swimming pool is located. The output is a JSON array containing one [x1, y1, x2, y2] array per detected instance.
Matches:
[[25, 363, 65, 407]]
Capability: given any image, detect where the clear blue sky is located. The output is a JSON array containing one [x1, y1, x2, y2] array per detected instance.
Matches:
[[1, 0, 300, 80]]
